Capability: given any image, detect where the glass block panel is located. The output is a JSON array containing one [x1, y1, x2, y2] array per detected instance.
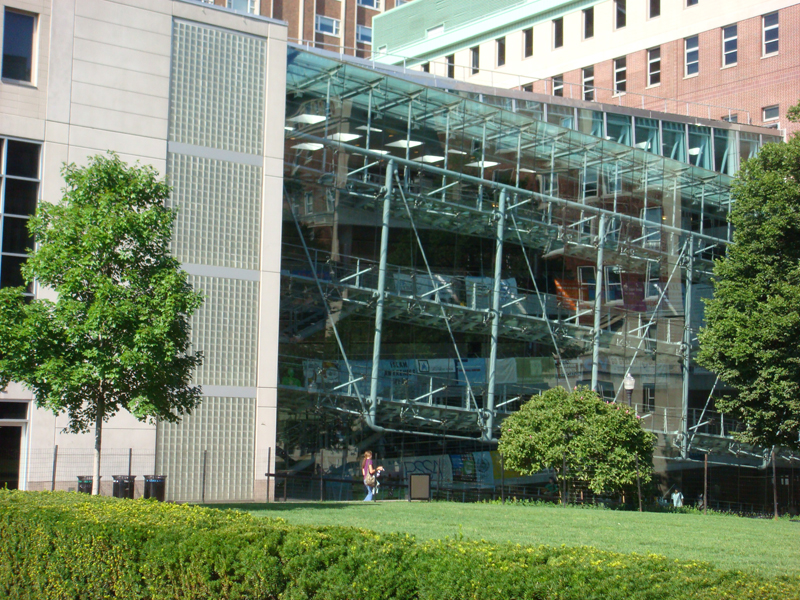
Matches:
[[157, 396, 256, 502], [168, 153, 262, 270], [188, 275, 259, 388], [4, 178, 37, 215], [170, 21, 267, 155]]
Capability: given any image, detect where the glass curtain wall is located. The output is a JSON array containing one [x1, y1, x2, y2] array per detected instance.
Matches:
[[276, 46, 734, 500]]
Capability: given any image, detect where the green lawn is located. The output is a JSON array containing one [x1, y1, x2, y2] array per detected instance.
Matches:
[[218, 501, 800, 578]]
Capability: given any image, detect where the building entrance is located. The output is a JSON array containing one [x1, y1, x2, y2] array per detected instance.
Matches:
[[0, 426, 22, 489]]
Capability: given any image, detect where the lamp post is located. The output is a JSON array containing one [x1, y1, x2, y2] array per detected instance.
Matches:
[[623, 373, 635, 407]]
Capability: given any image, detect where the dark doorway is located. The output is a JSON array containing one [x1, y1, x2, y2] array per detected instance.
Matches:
[[0, 426, 22, 489]]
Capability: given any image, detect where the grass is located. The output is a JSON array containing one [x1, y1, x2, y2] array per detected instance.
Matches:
[[215, 501, 800, 578]]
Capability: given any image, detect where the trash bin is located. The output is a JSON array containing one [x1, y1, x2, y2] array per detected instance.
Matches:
[[77, 475, 97, 494], [112, 475, 136, 499], [143, 475, 167, 501]]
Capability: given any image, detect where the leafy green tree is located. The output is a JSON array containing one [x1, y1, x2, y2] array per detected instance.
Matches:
[[498, 386, 655, 502], [0, 153, 203, 494], [697, 128, 800, 450]]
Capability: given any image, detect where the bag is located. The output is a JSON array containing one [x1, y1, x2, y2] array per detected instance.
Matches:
[[365, 474, 377, 487]]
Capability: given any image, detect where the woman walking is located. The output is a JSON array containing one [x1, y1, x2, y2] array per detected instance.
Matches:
[[361, 450, 383, 501]]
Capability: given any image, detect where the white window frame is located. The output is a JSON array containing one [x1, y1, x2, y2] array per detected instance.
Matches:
[[613, 57, 626, 95], [604, 266, 624, 303], [227, 0, 257, 14], [615, 0, 626, 29], [552, 74, 564, 97], [642, 385, 656, 412], [357, 0, 381, 9], [470, 45, 480, 75], [582, 166, 598, 198], [582, 66, 594, 102], [685, 35, 699, 77], [356, 25, 372, 45], [647, 47, 661, 87], [315, 15, 341, 36], [496, 36, 506, 67], [645, 260, 661, 299], [583, 7, 594, 40], [523, 28, 533, 58], [1, 8, 38, 84], [553, 17, 563, 49], [304, 192, 314, 215], [578, 266, 596, 303], [722, 24, 737, 67], [763, 105, 779, 122], [649, 0, 660, 19], [763, 12, 779, 56]]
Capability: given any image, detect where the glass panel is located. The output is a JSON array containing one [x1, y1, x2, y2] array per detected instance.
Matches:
[[4, 178, 37, 215], [606, 113, 631, 146], [634, 117, 659, 154], [2, 216, 31, 254], [688, 125, 712, 170], [661, 121, 686, 163], [713, 129, 736, 176], [0, 402, 27, 419], [5, 141, 40, 178], [0, 255, 26, 288], [546, 104, 573, 129], [577, 109, 603, 137], [2, 10, 35, 82], [739, 132, 759, 165]]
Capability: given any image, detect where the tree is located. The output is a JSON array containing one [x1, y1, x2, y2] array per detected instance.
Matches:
[[498, 386, 655, 502], [697, 124, 800, 451], [0, 153, 203, 494]]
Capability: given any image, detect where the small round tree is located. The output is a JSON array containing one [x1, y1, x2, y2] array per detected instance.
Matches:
[[498, 386, 656, 504]]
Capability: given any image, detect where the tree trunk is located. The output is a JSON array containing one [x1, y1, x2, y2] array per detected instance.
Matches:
[[92, 394, 104, 495]]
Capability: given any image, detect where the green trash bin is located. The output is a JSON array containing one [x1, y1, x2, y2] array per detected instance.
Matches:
[[143, 475, 166, 501], [112, 475, 136, 499], [77, 475, 97, 494]]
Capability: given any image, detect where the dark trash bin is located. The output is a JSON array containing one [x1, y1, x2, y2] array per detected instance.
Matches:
[[112, 475, 136, 499], [143, 475, 167, 501], [77, 475, 98, 494]]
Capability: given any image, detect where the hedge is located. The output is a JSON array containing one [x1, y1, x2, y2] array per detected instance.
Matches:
[[1, 490, 797, 599]]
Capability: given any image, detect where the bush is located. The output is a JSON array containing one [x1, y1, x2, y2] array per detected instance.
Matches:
[[1, 490, 798, 599]]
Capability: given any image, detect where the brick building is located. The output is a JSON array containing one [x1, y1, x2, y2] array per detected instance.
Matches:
[[206, 0, 402, 57], [373, 0, 800, 135]]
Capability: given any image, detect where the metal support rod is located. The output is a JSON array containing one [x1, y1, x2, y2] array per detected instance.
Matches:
[[681, 236, 694, 459], [320, 449, 325, 502], [486, 189, 507, 441], [369, 160, 395, 425], [591, 214, 607, 392], [636, 454, 642, 512], [128, 447, 132, 477], [51, 445, 58, 492], [704, 452, 708, 515], [501, 452, 505, 504], [266, 447, 272, 504], [201, 449, 207, 504]]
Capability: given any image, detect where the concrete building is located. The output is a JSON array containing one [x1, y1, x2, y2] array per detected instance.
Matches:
[[203, 0, 403, 58], [1, 0, 795, 508], [373, 0, 800, 135]]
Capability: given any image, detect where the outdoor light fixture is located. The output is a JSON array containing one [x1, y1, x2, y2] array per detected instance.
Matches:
[[623, 373, 635, 406], [465, 160, 500, 168], [327, 133, 362, 142], [287, 114, 326, 124], [386, 140, 423, 148], [412, 155, 445, 163], [291, 142, 324, 151]]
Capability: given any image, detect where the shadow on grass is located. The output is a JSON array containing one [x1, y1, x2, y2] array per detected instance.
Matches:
[[197, 502, 361, 512]]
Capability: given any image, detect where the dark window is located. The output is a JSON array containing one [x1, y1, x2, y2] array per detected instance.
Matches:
[[496, 37, 505, 66], [685, 35, 699, 75], [0, 402, 28, 419], [642, 386, 655, 412], [649, 0, 660, 18], [4, 179, 37, 216], [687, 0, 698, 5], [582, 66, 594, 101], [523, 28, 533, 57], [553, 17, 563, 48], [522, 83, 533, 93], [553, 74, 564, 97], [2, 9, 35, 82], [6, 141, 39, 178], [614, 57, 626, 93], [0, 255, 26, 288], [470, 46, 479, 74], [615, 0, 626, 29], [722, 25, 737, 66], [763, 105, 779, 121], [2, 216, 32, 254], [648, 47, 661, 86], [446, 54, 454, 78], [763, 12, 779, 55], [421, 62, 430, 73], [583, 7, 594, 39]]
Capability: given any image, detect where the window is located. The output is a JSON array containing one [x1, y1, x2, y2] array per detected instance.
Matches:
[[685, 35, 699, 76], [583, 7, 594, 39], [763, 12, 779, 56], [496, 37, 506, 67], [358, 0, 381, 8], [522, 83, 533, 93], [615, 0, 626, 29], [552, 74, 564, 97], [553, 17, 563, 49], [315, 15, 340, 36], [642, 385, 655, 412], [763, 105, 779, 121], [578, 266, 596, 302], [605, 267, 623, 302], [0, 138, 40, 296], [304, 192, 314, 215], [523, 28, 533, 58], [721, 114, 738, 123], [686, 0, 698, 6], [582, 167, 598, 197], [645, 261, 661, 298], [649, 0, 660, 18], [647, 47, 661, 86], [227, 0, 256, 14], [470, 46, 479, 74], [446, 54, 455, 78], [356, 25, 372, 44], [613, 57, 626, 94], [582, 66, 594, 101], [722, 25, 737, 66], [421, 62, 430, 73], [2, 9, 36, 82]]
